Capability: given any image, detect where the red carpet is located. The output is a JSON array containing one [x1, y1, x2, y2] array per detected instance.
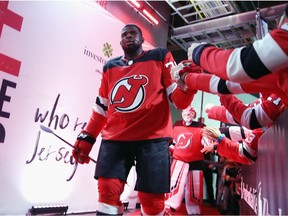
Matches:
[[125, 202, 220, 215]]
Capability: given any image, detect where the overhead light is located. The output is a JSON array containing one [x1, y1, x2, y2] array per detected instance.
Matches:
[[129, 0, 140, 8], [28, 204, 68, 215], [143, 9, 159, 25], [138, 11, 156, 25], [125, 0, 159, 25]]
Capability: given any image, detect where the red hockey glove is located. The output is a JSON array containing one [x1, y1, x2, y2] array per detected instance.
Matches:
[[72, 131, 96, 164], [180, 60, 202, 74]]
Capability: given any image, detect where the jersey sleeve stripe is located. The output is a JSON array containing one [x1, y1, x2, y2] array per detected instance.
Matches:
[[240, 45, 270, 80], [239, 108, 252, 129], [226, 111, 237, 125], [217, 79, 231, 94], [249, 109, 262, 129], [238, 141, 244, 157], [209, 75, 222, 93], [240, 127, 246, 139], [253, 34, 288, 76], [253, 104, 272, 128], [226, 81, 244, 94], [242, 143, 257, 162], [94, 96, 108, 117], [167, 82, 177, 96], [226, 47, 254, 82]]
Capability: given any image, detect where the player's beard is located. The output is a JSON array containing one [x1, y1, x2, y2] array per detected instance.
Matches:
[[123, 43, 141, 55]]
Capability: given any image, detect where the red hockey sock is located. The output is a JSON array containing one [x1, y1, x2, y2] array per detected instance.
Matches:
[[138, 191, 165, 215], [98, 177, 125, 206]]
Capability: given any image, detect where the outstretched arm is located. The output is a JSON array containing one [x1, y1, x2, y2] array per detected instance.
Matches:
[[202, 126, 260, 165], [184, 72, 276, 97], [205, 103, 238, 125], [187, 18, 288, 83], [219, 94, 286, 129]]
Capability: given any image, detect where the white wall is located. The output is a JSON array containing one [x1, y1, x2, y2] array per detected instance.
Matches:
[[0, 1, 153, 214]]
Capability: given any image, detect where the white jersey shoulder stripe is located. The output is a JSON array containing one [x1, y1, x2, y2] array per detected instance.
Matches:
[[253, 33, 288, 73]]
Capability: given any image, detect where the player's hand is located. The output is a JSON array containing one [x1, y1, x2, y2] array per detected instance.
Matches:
[[72, 131, 96, 164], [201, 144, 215, 154], [170, 61, 187, 91], [170, 61, 184, 81], [204, 103, 215, 113]]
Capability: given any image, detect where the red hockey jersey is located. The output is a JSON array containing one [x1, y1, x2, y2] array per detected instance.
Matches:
[[172, 120, 208, 163], [85, 48, 195, 141]]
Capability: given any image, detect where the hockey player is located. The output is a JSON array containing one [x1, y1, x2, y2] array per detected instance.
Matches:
[[205, 94, 286, 129], [165, 106, 211, 215], [72, 24, 197, 215], [187, 4, 288, 83]]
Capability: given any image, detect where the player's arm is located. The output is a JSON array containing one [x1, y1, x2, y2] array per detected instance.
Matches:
[[187, 19, 288, 83], [221, 94, 286, 129], [219, 94, 257, 129], [72, 75, 109, 164], [202, 126, 254, 165], [219, 126, 246, 142], [219, 129, 262, 165], [72, 98, 107, 164], [205, 103, 238, 125], [184, 72, 276, 98], [184, 73, 247, 95]]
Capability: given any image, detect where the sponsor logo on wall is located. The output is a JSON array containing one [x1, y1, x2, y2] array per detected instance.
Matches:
[[83, 43, 112, 74], [102, 42, 113, 57]]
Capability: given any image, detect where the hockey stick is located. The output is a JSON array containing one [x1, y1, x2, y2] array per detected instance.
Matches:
[[40, 125, 97, 163]]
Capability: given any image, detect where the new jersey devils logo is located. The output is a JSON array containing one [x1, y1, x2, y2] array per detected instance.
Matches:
[[176, 132, 193, 149], [110, 75, 148, 112]]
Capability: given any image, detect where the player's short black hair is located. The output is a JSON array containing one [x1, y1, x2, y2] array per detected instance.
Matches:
[[285, 3, 288, 16], [122, 24, 143, 36]]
